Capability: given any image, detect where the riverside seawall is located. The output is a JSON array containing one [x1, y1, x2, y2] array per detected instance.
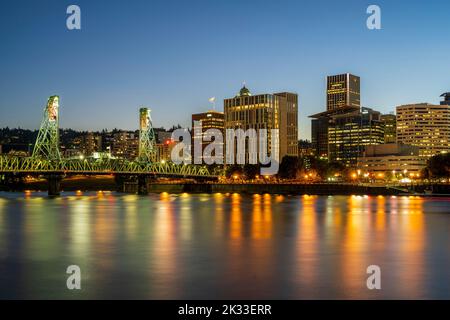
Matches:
[[3, 174, 450, 196], [146, 183, 403, 195]]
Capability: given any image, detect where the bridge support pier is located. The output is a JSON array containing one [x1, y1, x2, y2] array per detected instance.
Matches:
[[138, 175, 149, 195], [46, 174, 62, 196], [114, 174, 127, 192]]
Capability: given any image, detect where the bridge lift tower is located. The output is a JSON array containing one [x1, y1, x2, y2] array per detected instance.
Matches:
[[32, 95, 62, 195], [136, 107, 157, 194], [32, 95, 61, 161], [138, 107, 157, 163]]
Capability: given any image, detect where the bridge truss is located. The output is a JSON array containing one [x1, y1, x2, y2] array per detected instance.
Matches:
[[1, 96, 220, 179], [0, 156, 218, 178]]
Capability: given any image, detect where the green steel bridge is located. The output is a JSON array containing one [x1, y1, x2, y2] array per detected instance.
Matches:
[[0, 156, 217, 178], [0, 96, 220, 195]]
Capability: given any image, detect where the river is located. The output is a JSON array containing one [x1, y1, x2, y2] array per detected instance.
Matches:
[[0, 191, 449, 299]]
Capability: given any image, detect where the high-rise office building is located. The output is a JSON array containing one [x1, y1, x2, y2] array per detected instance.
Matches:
[[275, 92, 299, 156], [310, 73, 361, 158], [310, 105, 359, 159], [80, 132, 102, 156], [328, 107, 384, 166], [224, 86, 298, 163], [311, 116, 330, 158], [327, 73, 360, 111], [192, 110, 225, 164], [380, 114, 397, 144], [441, 92, 450, 106], [154, 128, 172, 144], [396, 103, 450, 157], [298, 139, 314, 157], [111, 131, 139, 160], [155, 138, 175, 162]]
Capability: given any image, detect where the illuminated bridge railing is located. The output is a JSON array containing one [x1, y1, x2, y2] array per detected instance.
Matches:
[[0, 156, 219, 178]]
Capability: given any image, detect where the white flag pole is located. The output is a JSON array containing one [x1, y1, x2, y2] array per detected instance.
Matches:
[[209, 97, 216, 110]]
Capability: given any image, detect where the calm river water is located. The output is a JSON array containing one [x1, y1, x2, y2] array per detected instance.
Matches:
[[0, 191, 449, 299]]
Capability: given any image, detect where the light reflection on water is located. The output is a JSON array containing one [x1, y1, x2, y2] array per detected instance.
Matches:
[[0, 191, 449, 299]]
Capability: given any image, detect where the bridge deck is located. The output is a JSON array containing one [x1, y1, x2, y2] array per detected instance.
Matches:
[[0, 156, 219, 178]]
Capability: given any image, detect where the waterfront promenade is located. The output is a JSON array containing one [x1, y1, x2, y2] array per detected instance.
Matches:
[[2, 175, 450, 196]]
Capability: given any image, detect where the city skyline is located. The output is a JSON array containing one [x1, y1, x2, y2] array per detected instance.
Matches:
[[2, 1, 450, 303], [1, 0, 450, 140]]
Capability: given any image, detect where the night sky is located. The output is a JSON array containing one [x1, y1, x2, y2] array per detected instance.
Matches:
[[0, 0, 449, 139]]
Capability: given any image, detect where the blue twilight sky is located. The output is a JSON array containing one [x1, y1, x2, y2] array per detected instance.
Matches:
[[0, 0, 449, 139]]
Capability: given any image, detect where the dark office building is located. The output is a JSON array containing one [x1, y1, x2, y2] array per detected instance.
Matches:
[[310, 105, 360, 159], [328, 107, 384, 167], [311, 117, 329, 158], [327, 73, 360, 111], [310, 73, 361, 158], [298, 139, 314, 157], [441, 92, 450, 106], [380, 113, 396, 144], [192, 110, 225, 164]]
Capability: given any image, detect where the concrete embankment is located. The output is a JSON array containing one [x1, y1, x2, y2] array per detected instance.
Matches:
[[3, 174, 450, 196], [1, 176, 117, 192], [147, 183, 402, 195]]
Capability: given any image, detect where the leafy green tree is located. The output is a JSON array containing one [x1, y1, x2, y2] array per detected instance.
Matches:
[[326, 161, 347, 178], [225, 164, 243, 178], [278, 156, 300, 179], [243, 164, 260, 180], [426, 153, 450, 179], [421, 167, 430, 180], [309, 156, 329, 179]]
